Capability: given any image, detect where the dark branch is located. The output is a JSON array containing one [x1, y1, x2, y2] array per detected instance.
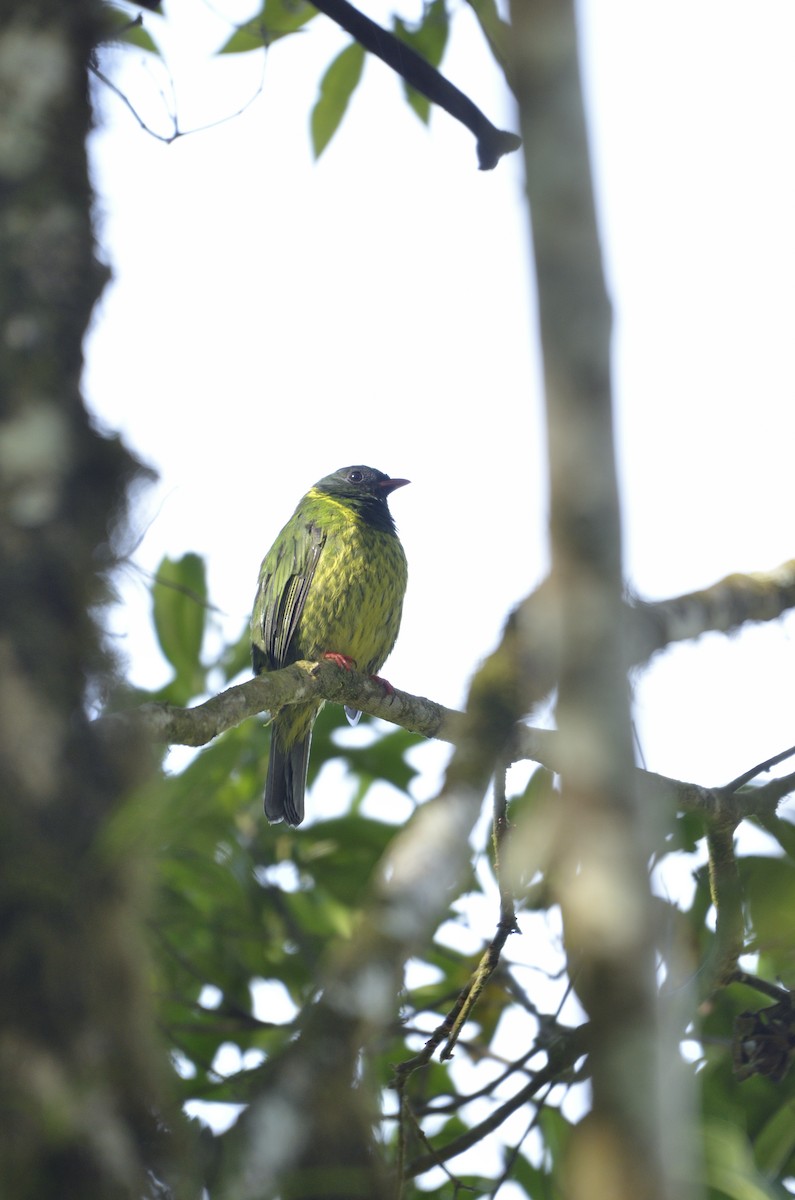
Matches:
[[310, 0, 521, 168], [724, 743, 795, 793], [406, 1024, 590, 1177]]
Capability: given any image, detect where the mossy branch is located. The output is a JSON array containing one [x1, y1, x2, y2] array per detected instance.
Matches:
[[704, 820, 744, 991], [104, 658, 463, 747], [103, 657, 795, 829]]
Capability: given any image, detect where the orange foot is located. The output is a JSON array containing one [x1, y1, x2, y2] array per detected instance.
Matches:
[[323, 651, 357, 671], [370, 674, 395, 696]]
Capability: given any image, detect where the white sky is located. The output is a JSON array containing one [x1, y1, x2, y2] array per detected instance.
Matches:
[[84, 0, 795, 1172], [87, 0, 795, 812], [87, 0, 795, 794]]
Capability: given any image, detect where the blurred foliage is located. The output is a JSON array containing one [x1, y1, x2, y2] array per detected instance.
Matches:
[[117, 553, 795, 1198], [150, 553, 209, 705]]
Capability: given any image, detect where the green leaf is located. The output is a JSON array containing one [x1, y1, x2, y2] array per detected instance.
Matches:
[[704, 1119, 789, 1200], [464, 0, 512, 75], [511, 1151, 556, 1199], [393, 0, 449, 125], [218, 21, 271, 54], [740, 856, 795, 958], [220, 625, 253, 683], [310, 41, 366, 158], [103, 4, 161, 54], [151, 553, 208, 692], [754, 1099, 795, 1179], [756, 814, 795, 859], [218, 0, 316, 53], [664, 808, 706, 856], [538, 1105, 573, 1171], [292, 814, 400, 907]]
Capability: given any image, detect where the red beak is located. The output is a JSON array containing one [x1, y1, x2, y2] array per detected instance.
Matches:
[[379, 477, 410, 495]]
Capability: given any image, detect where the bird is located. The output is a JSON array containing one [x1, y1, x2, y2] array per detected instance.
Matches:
[[251, 465, 409, 826]]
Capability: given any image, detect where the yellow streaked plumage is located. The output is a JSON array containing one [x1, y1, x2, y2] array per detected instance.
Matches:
[[251, 466, 409, 826]]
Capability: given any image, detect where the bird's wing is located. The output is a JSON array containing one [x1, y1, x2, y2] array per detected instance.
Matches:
[[254, 519, 326, 669]]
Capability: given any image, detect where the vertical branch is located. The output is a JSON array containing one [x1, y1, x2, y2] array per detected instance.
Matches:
[[704, 822, 744, 989], [492, 762, 518, 930], [508, 4, 686, 1199]]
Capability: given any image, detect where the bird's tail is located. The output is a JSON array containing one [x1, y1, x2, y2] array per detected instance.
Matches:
[[264, 726, 313, 826]]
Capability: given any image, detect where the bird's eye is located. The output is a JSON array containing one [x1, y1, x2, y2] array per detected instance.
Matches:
[[348, 470, 364, 483]]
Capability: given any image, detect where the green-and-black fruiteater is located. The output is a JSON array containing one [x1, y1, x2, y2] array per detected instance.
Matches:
[[251, 465, 409, 826]]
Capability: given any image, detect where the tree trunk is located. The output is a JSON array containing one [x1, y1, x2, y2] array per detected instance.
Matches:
[[0, 4, 175, 1196]]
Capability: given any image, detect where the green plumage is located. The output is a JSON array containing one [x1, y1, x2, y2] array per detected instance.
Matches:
[[251, 465, 409, 826]]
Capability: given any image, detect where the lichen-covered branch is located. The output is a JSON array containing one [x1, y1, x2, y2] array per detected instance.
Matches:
[[629, 559, 795, 664], [504, 560, 795, 689], [704, 821, 744, 990], [104, 657, 464, 747], [104, 660, 795, 828], [105, 549, 795, 764]]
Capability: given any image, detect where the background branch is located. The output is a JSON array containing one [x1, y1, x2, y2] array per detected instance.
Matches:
[[628, 559, 795, 664]]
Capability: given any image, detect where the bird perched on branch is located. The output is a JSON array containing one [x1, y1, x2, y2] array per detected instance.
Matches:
[[251, 465, 409, 826]]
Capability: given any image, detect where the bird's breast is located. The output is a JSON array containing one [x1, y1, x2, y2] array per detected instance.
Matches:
[[297, 522, 407, 673]]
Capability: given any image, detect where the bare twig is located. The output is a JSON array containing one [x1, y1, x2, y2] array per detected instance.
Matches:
[[439, 768, 519, 1060], [406, 1024, 590, 1178], [90, 58, 266, 144], [489, 1080, 557, 1200], [730, 970, 791, 1003], [724, 743, 795, 793]]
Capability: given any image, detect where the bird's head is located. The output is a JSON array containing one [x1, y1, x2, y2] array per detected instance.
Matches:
[[313, 466, 410, 531], [316, 465, 410, 502]]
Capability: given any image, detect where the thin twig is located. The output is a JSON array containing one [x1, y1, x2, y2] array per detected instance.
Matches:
[[724, 744, 795, 793], [730, 970, 791, 1003], [90, 59, 266, 144], [406, 1024, 590, 1178], [489, 1080, 557, 1199], [399, 1100, 471, 1190], [440, 768, 519, 1060], [416, 1042, 540, 1115]]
